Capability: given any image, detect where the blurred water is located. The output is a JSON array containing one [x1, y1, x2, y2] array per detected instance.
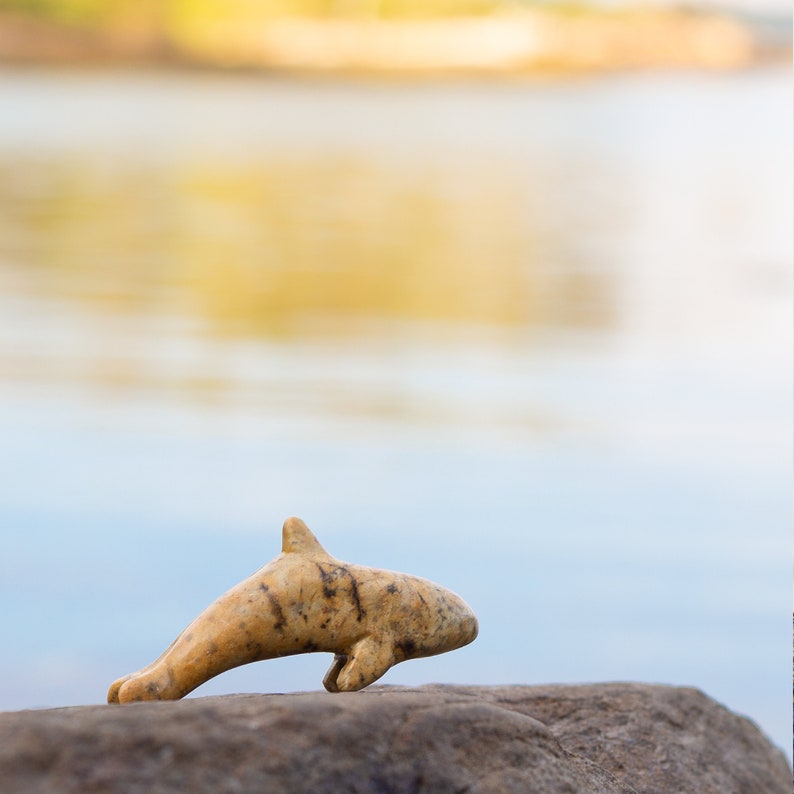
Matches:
[[0, 67, 790, 752]]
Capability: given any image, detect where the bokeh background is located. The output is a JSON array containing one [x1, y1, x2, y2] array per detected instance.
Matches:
[[0, 0, 790, 753]]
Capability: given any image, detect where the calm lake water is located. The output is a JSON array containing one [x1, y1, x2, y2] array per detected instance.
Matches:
[[0, 67, 790, 752]]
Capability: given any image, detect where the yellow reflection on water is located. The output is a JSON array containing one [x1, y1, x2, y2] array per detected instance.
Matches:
[[1, 154, 614, 338]]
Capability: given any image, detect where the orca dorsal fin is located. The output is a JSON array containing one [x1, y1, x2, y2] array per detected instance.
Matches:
[[281, 517, 330, 557]]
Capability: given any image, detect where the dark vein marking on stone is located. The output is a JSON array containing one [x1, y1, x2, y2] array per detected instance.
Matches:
[[315, 563, 333, 584], [339, 566, 366, 622], [261, 583, 286, 630], [397, 639, 416, 659]]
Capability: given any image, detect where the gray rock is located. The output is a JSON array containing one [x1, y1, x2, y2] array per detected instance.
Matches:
[[0, 684, 787, 793], [445, 683, 791, 794]]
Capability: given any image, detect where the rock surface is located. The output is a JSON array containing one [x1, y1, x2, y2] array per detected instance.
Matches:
[[0, 683, 788, 793]]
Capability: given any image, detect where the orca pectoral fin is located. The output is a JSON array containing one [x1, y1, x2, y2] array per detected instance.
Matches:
[[331, 635, 395, 693], [322, 653, 348, 693]]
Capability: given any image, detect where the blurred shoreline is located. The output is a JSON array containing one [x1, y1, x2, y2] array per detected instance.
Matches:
[[0, 7, 788, 76]]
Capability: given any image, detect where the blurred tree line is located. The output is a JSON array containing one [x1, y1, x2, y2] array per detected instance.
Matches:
[[1, 0, 516, 27], [1, 0, 761, 78]]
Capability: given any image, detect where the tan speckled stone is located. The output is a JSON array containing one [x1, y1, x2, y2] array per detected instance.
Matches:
[[108, 518, 478, 703]]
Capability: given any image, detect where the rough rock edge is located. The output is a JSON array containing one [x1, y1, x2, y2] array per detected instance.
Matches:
[[0, 683, 788, 794]]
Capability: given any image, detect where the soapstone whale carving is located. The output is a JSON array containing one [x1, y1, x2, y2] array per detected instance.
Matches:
[[108, 517, 478, 702]]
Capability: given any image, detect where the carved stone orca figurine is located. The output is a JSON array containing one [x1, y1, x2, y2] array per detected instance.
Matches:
[[108, 517, 478, 702]]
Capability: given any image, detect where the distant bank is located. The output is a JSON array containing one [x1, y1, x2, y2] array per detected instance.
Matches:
[[0, 7, 788, 75]]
